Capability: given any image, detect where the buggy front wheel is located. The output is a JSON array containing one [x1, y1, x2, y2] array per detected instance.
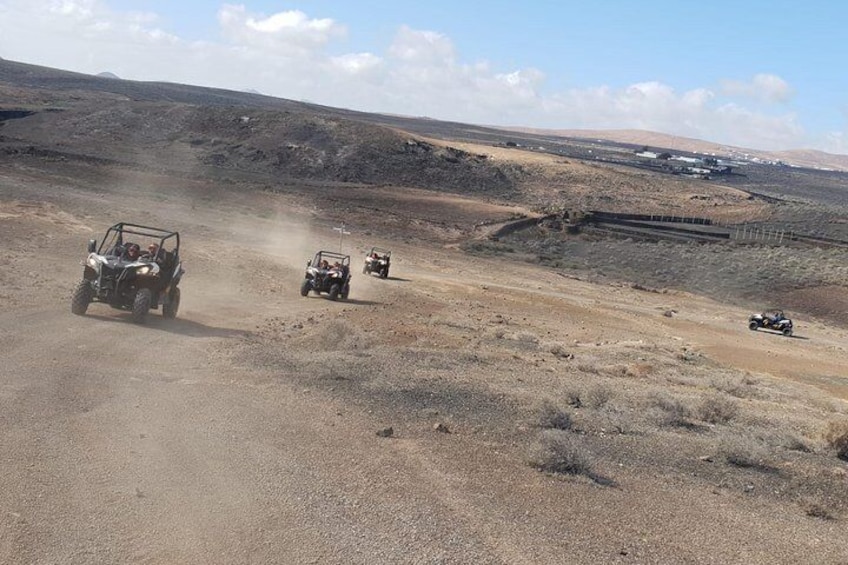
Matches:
[[132, 288, 152, 324], [71, 280, 92, 316], [163, 287, 180, 319], [328, 283, 341, 300], [300, 280, 311, 297], [748, 321, 759, 331]]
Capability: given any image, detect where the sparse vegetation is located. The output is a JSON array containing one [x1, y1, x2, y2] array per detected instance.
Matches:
[[565, 389, 583, 408], [823, 419, 848, 460], [529, 430, 593, 477], [537, 402, 573, 430], [649, 393, 693, 428], [696, 393, 739, 424], [721, 436, 774, 472], [585, 384, 614, 409]]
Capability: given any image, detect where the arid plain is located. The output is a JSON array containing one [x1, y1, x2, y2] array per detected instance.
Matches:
[[2, 59, 848, 564]]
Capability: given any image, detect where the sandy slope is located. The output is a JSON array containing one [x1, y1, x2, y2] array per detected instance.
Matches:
[[1, 164, 848, 564]]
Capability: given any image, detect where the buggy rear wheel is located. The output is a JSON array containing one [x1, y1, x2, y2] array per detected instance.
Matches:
[[162, 287, 180, 319], [132, 288, 152, 324], [71, 280, 92, 316]]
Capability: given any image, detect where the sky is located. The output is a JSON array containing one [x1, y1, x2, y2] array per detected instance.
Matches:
[[1, 1, 846, 154]]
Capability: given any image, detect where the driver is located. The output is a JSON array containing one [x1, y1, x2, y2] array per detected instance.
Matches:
[[124, 243, 141, 261]]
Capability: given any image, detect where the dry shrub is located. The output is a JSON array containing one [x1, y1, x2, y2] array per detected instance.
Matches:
[[720, 436, 773, 472], [649, 393, 693, 428], [577, 363, 601, 375], [625, 363, 654, 378], [764, 430, 812, 453], [823, 419, 848, 461], [546, 342, 571, 359], [711, 376, 758, 399], [591, 406, 634, 435], [488, 327, 507, 340], [696, 393, 739, 424], [529, 430, 592, 476], [585, 384, 614, 409], [513, 331, 539, 345], [537, 401, 572, 430], [564, 388, 583, 408]]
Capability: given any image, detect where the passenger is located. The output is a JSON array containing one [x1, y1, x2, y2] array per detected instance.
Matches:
[[143, 243, 160, 260]]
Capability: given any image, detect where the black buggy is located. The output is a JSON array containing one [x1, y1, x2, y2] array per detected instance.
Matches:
[[362, 247, 391, 278], [71, 223, 184, 323], [748, 309, 794, 337], [300, 251, 351, 300]]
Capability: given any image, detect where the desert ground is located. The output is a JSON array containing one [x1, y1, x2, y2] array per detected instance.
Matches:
[[2, 59, 848, 564]]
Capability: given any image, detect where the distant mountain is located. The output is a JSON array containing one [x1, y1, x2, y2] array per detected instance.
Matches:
[[496, 127, 848, 172], [2, 57, 845, 172]]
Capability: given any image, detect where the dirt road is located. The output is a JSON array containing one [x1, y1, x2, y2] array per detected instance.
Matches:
[[2, 166, 848, 564]]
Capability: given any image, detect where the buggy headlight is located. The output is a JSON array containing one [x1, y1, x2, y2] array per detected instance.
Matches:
[[86, 255, 101, 269], [136, 265, 152, 275]]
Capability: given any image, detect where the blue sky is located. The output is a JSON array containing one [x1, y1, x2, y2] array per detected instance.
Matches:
[[1, 1, 845, 153]]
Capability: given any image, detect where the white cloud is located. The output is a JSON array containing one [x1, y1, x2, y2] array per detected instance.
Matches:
[[0, 2, 839, 153], [721, 73, 792, 103], [48, 0, 96, 18], [388, 25, 455, 64], [218, 4, 344, 51], [822, 131, 846, 154], [331, 53, 383, 76]]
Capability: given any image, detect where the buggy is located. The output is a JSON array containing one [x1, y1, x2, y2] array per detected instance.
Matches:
[[363, 247, 391, 278], [300, 251, 351, 300], [71, 223, 184, 323], [748, 309, 793, 337]]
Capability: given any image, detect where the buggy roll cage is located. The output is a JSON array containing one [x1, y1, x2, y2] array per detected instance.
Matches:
[[367, 247, 391, 257], [309, 250, 350, 267], [92, 222, 180, 257]]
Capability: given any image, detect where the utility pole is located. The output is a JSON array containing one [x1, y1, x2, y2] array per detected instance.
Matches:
[[333, 224, 351, 252]]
